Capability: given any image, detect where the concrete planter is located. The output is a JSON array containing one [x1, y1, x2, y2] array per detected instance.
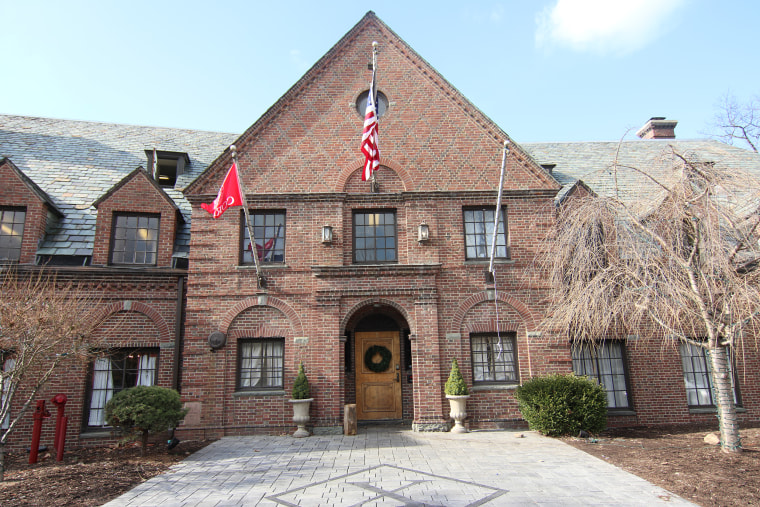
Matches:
[[446, 394, 470, 433], [289, 398, 313, 437]]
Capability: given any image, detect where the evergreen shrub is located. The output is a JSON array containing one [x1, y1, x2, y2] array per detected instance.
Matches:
[[292, 362, 311, 399], [105, 386, 188, 454], [444, 358, 469, 396], [515, 374, 606, 436]]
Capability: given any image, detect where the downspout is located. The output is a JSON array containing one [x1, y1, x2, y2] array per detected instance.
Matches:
[[173, 276, 185, 392]]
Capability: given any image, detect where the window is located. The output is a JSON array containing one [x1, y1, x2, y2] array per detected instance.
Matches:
[[463, 207, 509, 260], [680, 342, 740, 408], [356, 90, 389, 118], [237, 338, 284, 390], [572, 342, 632, 410], [0, 207, 25, 261], [471, 333, 518, 384], [242, 211, 286, 264], [86, 348, 158, 428], [110, 213, 159, 265], [145, 150, 189, 188], [353, 210, 397, 263], [1, 357, 15, 431]]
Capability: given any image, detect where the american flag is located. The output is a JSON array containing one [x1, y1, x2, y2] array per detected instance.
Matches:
[[360, 64, 380, 181]]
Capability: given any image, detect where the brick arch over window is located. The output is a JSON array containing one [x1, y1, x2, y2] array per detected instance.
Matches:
[[219, 296, 304, 337], [450, 291, 538, 335], [340, 297, 414, 336], [89, 301, 172, 343], [336, 157, 414, 193]]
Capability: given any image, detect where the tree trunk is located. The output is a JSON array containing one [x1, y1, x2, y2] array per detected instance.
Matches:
[[0, 442, 5, 482], [708, 345, 742, 453], [141, 430, 149, 457]]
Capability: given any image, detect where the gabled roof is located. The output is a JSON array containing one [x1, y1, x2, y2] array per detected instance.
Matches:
[[185, 11, 558, 196], [92, 166, 182, 218], [0, 157, 63, 216], [0, 114, 237, 257]]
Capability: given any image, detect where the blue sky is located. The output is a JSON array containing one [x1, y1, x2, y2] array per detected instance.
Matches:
[[1, 0, 757, 143]]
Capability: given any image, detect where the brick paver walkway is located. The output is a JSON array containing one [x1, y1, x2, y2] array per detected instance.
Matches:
[[104, 427, 694, 506]]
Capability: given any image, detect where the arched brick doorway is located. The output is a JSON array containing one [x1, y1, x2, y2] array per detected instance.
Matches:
[[344, 306, 412, 421]]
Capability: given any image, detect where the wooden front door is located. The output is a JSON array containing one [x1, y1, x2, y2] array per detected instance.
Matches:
[[355, 331, 402, 420]]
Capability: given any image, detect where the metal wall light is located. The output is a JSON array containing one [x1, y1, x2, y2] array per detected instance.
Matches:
[[417, 222, 430, 243], [322, 225, 333, 244]]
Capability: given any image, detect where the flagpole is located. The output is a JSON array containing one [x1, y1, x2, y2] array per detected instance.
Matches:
[[370, 41, 378, 192], [230, 144, 264, 289], [488, 141, 510, 274]]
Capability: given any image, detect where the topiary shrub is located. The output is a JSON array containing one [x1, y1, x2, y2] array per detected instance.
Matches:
[[105, 386, 188, 455], [292, 362, 311, 400], [444, 358, 469, 396], [515, 374, 607, 437]]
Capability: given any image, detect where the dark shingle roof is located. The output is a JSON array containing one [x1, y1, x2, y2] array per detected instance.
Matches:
[[0, 114, 237, 258]]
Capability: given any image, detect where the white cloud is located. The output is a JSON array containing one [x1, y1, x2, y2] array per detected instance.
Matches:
[[535, 0, 687, 56]]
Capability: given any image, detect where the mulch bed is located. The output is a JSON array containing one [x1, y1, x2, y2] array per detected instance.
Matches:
[[563, 424, 760, 506]]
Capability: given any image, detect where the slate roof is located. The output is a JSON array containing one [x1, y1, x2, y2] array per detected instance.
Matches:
[[523, 139, 760, 208], [0, 114, 237, 259]]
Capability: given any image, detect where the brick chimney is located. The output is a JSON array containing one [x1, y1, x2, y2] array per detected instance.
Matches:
[[636, 117, 677, 139]]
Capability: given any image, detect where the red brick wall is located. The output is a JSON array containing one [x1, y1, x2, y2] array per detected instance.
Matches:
[[2, 270, 183, 451]]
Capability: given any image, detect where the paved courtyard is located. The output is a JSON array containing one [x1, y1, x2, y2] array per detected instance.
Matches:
[[104, 427, 694, 506]]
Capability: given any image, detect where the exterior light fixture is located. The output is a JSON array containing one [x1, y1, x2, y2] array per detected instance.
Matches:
[[418, 222, 430, 243], [322, 225, 333, 244]]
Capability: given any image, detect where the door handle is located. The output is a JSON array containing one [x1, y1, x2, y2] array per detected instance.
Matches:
[[396, 372, 400, 382]]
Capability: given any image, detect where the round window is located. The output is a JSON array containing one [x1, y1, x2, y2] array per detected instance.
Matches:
[[356, 90, 389, 118]]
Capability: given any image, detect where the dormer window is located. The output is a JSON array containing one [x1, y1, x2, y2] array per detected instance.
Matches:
[[0, 207, 26, 261], [145, 150, 190, 188], [110, 213, 159, 265]]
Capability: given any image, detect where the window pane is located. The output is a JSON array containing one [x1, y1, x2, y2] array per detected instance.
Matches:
[[242, 212, 286, 264], [572, 342, 630, 409], [87, 349, 158, 427], [463, 207, 508, 260], [471, 333, 518, 383], [110, 213, 159, 265], [353, 211, 397, 263], [238, 338, 284, 389], [0, 207, 25, 261]]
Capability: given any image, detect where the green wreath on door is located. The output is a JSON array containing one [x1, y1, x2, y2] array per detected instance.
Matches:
[[364, 345, 392, 373]]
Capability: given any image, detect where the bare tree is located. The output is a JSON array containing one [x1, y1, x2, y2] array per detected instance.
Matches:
[[711, 93, 760, 153], [540, 146, 760, 453], [0, 268, 102, 480]]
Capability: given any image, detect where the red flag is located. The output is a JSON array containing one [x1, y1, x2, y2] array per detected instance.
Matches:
[[201, 163, 243, 218], [249, 237, 275, 261], [360, 65, 380, 181]]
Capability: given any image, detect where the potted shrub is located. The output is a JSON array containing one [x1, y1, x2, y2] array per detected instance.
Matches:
[[289, 362, 313, 437], [444, 358, 470, 433]]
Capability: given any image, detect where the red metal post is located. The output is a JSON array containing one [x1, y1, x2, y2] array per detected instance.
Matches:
[[56, 416, 68, 462], [29, 400, 50, 464], [51, 394, 67, 453]]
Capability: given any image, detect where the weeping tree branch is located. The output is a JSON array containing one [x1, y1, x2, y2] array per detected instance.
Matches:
[[539, 145, 760, 453]]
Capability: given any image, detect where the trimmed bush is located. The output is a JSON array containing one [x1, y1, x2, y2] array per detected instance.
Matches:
[[105, 386, 188, 455], [444, 358, 469, 396], [515, 374, 606, 436], [292, 362, 311, 399]]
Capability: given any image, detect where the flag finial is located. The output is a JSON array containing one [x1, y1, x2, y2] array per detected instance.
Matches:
[[230, 144, 237, 156]]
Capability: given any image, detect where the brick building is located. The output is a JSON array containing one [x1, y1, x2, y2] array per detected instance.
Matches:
[[2, 12, 760, 448]]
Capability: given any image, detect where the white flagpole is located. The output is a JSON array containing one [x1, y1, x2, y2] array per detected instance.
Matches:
[[488, 141, 510, 274], [370, 41, 379, 192], [230, 145, 264, 288]]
